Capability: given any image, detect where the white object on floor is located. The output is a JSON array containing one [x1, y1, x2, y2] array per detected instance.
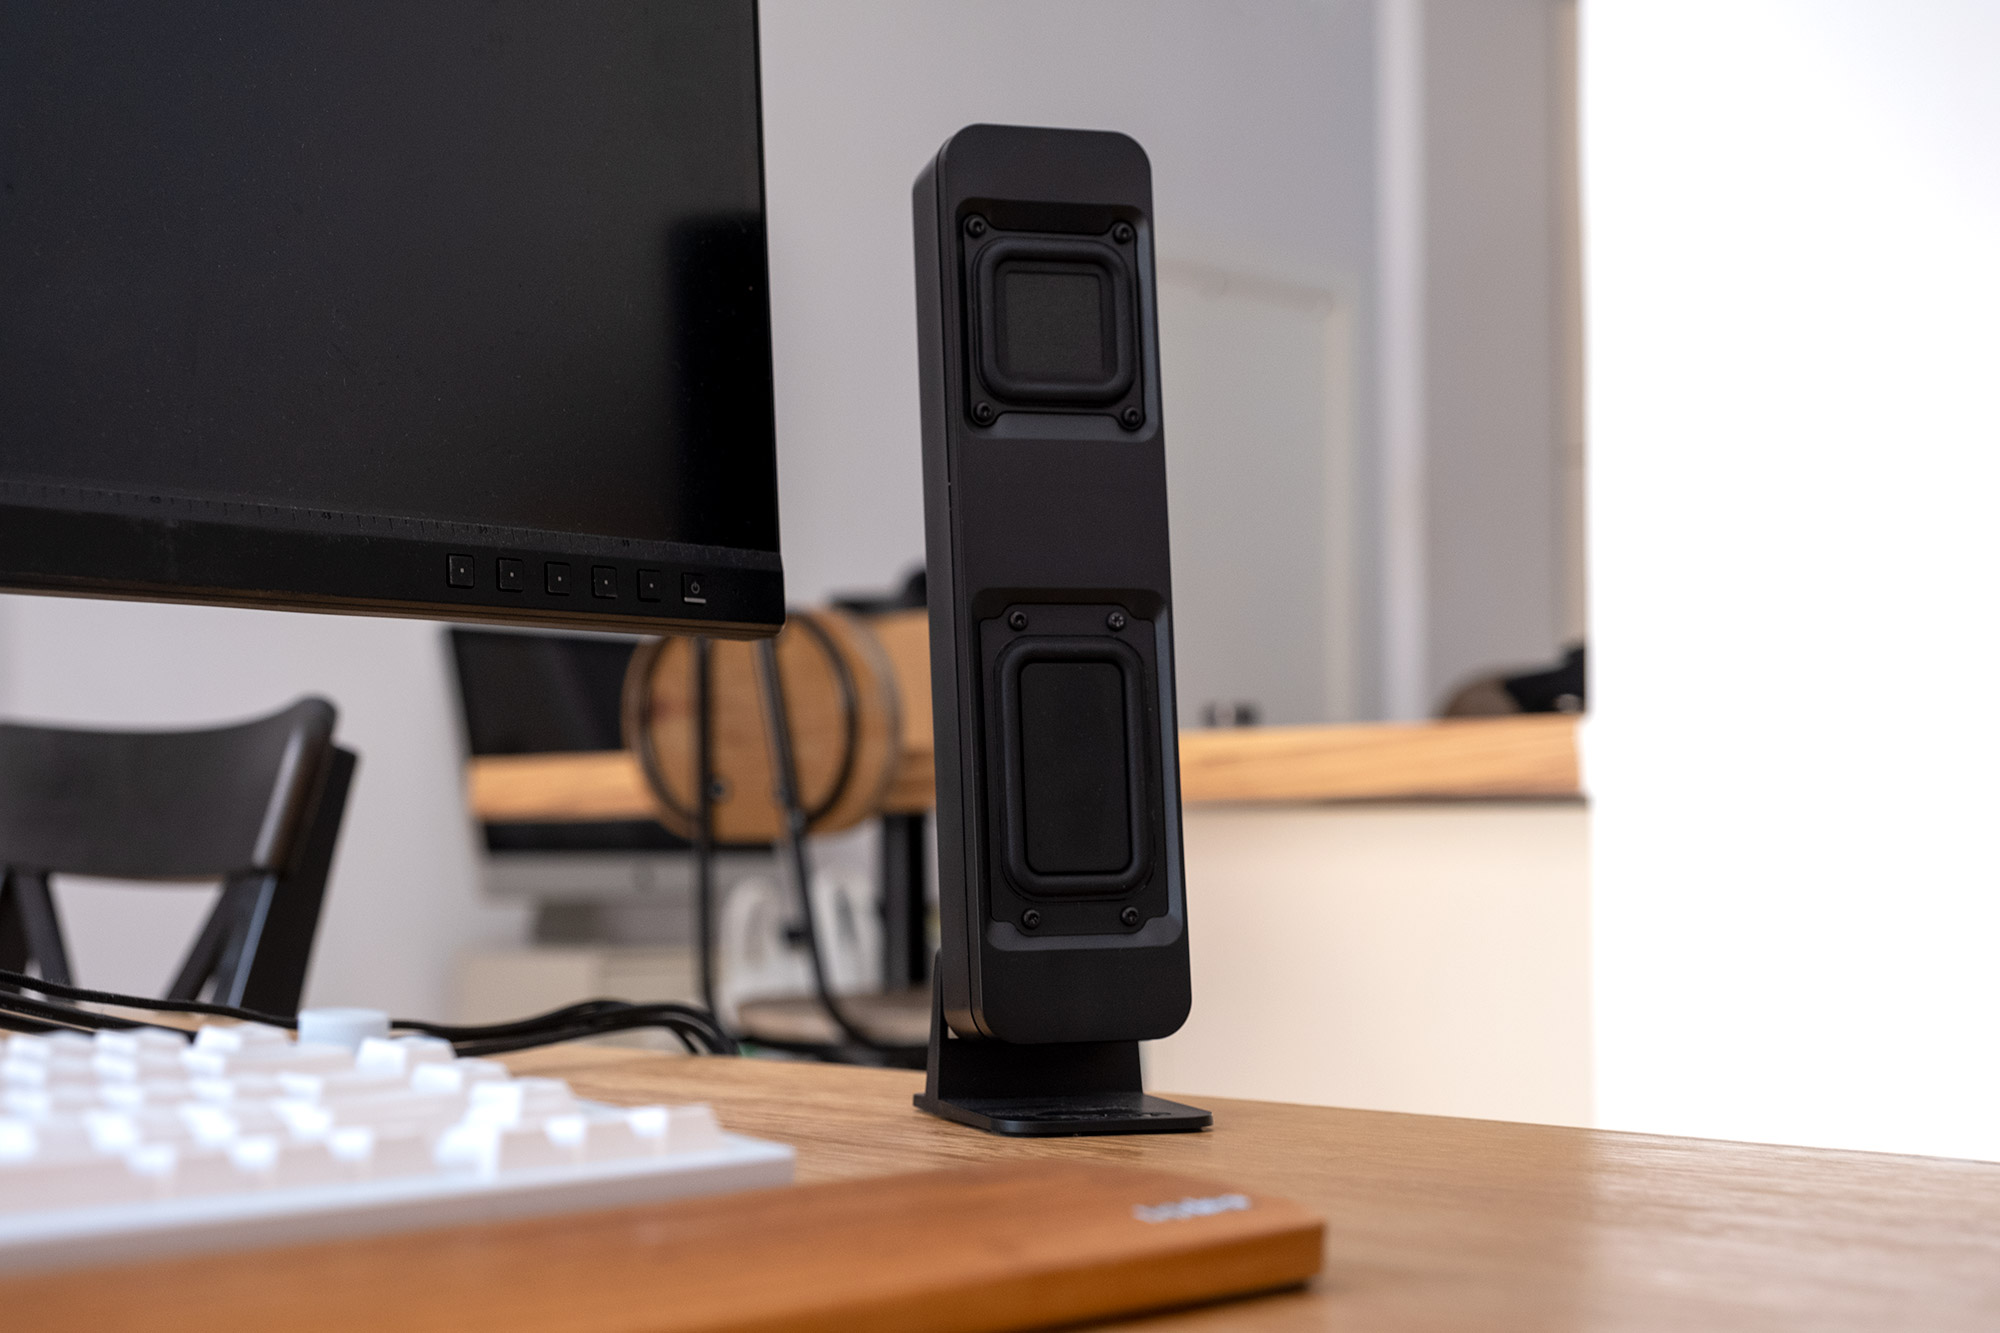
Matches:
[[718, 872, 881, 1025], [0, 1023, 793, 1274]]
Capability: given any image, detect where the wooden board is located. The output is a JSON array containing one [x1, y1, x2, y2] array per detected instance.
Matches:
[[15, 1050, 2000, 1330], [511, 1051, 2000, 1332], [623, 609, 904, 842], [0, 1161, 1322, 1333], [466, 714, 1580, 823], [1176, 713, 1579, 803], [469, 749, 657, 822]]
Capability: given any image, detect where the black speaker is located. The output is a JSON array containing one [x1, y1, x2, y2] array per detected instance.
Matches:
[[911, 124, 1207, 1135]]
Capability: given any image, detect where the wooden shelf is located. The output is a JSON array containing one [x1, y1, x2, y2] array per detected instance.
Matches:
[[465, 714, 1580, 825], [1176, 713, 1579, 804]]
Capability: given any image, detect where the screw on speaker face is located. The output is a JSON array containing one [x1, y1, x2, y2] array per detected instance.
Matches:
[[1120, 906, 1141, 927], [972, 401, 996, 425], [1112, 221, 1134, 244], [1022, 909, 1042, 930], [1008, 610, 1028, 631], [1107, 611, 1127, 631], [965, 215, 988, 237], [1120, 406, 1144, 430]]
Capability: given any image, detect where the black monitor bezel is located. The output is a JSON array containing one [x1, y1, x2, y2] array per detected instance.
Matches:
[[0, 0, 784, 638]]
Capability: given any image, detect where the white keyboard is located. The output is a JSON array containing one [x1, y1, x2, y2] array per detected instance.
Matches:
[[0, 1019, 793, 1274]]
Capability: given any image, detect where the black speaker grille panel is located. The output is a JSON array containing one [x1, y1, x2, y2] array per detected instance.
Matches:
[[1019, 660, 1132, 875]]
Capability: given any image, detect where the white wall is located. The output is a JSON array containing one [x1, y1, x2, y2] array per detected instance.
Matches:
[[1419, 0, 1573, 709], [0, 595, 527, 1018], [1148, 801, 1591, 1124], [761, 0, 1578, 723], [758, 0, 1381, 724], [1585, 0, 2000, 1159]]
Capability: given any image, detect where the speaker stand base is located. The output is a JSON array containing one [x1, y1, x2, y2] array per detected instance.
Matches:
[[911, 981, 1211, 1137]]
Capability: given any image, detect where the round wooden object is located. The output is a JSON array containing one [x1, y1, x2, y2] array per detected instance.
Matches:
[[623, 609, 902, 843]]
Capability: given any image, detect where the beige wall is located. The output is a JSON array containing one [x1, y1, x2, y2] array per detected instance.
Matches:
[[1146, 801, 1591, 1126]]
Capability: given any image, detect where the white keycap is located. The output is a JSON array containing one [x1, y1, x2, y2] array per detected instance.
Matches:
[[83, 1110, 142, 1155], [257, 1138, 346, 1190], [318, 1090, 464, 1135], [624, 1104, 725, 1155], [350, 1129, 435, 1181], [465, 1078, 576, 1129], [178, 1104, 240, 1149], [182, 1042, 350, 1079], [0, 1024, 792, 1275], [226, 1136, 280, 1184], [191, 1024, 290, 1053], [410, 1058, 507, 1095], [29, 1086, 94, 1114], [4, 1035, 53, 1063], [271, 1099, 336, 1142], [496, 1122, 579, 1172], [124, 1143, 177, 1200], [276, 1068, 405, 1102], [91, 1030, 185, 1058], [0, 1119, 36, 1162], [295, 1007, 390, 1050], [354, 1035, 455, 1078]]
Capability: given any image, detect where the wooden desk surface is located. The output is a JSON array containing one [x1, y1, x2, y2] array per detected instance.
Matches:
[[507, 1047, 2000, 1331]]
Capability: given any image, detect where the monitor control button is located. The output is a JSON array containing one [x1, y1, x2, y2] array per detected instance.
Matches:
[[637, 570, 663, 602], [496, 558, 524, 592], [681, 573, 708, 605], [591, 566, 617, 599], [446, 554, 475, 589], [544, 562, 571, 595]]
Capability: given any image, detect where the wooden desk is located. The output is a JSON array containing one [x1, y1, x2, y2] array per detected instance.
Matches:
[[465, 713, 1582, 823], [500, 1047, 2000, 1331]]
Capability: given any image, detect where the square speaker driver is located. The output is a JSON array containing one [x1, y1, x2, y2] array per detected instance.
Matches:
[[968, 232, 1140, 417]]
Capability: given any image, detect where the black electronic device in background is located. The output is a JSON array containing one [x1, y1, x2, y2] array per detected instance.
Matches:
[[910, 125, 1207, 1135], [0, 0, 781, 637]]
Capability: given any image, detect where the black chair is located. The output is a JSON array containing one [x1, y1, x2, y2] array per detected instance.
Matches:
[[0, 698, 356, 1016]]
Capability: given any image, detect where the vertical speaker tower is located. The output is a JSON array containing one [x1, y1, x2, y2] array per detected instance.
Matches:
[[911, 125, 1207, 1135]]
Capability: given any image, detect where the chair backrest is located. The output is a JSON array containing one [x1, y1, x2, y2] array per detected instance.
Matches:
[[0, 698, 352, 1015], [0, 698, 336, 880]]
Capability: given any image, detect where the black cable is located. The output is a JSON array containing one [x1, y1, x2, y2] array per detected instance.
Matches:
[[0, 967, 292, 1027], [623, 632, 742, 1048], [753, 638, 921, 1059], [445, 1003, 734, 1056], [624, 636, 693, 825], [0, 967, 737, 1056], [0, 1011, 71, 1035], [448, 1000, 736, 1056], [400, 1001, 735, 1056], [454, 1020, 695, 1058], [786, 613, 862, 825], [0, 988, 176, 1034], [692, 635, 724, 1030]]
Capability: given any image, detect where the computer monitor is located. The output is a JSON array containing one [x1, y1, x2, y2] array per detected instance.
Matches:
[[0, 1, 782, 636], [445, 626, 768, 910]]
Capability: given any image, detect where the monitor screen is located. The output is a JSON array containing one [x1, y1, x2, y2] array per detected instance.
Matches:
[[0, 0, 782, 634]]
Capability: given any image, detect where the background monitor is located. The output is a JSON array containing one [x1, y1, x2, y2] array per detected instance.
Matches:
[[446, 627, 768, 927], [0, 0, 783, 635]]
